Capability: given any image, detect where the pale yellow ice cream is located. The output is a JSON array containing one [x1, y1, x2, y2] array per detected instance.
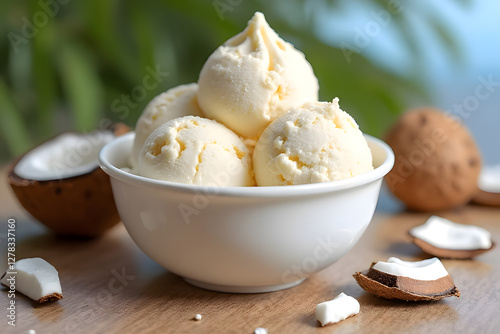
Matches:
[[138, 116, 254, 186], [253, 99, 373, 186], [131, 83, 203, 168], [197, 12, 319, 139]]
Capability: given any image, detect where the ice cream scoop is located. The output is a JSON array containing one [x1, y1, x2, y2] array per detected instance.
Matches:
[[131, 83, 203, 168], [253, 99, 373, 186], [197, 12, 319, 139], [138, 116, 254, 186]]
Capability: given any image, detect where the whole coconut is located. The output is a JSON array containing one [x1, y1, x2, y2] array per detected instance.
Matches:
[[385, 108, 481, 211]]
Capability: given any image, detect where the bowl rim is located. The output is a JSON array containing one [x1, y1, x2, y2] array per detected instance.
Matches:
[[99, 132, 394, 197]]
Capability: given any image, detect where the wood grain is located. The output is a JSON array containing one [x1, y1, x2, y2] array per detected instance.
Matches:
[[1, 167, 499, 334]]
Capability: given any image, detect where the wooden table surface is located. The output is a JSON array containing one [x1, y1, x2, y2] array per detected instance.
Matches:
[[1, 166, 499, 334]]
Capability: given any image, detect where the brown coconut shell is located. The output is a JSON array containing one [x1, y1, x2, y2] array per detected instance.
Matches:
[[471, 189, 500, 207], [7, 128, 127, 237], [384, 108, 482, 212], [353, 264, 460, 301], [37, 292, 64, 303], [8, 161, 120, 237], [410, 234, 495, 259]]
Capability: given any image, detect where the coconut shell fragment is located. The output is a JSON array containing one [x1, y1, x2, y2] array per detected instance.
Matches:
[[36, 292, 64, 303], [353, 268, 460, 301], [410, 236, 495, 259], [1, 258, 63, 303], [409, 216, 494, 259], [112, 122, 131, 137], [7, 127, 128, 237], [471, 190, 500, 207], [472, 165, 500, 207], [8, 164, 120, 237], [353, 258, 460, 301]]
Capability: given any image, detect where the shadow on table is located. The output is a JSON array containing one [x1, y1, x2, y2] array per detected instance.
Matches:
[[138, 271, 285, 302]]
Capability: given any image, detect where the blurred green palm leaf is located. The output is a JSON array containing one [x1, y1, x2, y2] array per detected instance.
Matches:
[[0, 0, 468, 161], [0, 79, 30, 155], [59, 42, 104, 131]]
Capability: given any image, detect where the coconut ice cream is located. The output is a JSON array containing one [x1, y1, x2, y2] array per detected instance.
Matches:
[[197, 12, 319, 139], [138, 116, 254, 186], [253, 98, 373, 186], [131, 83, 203, 168]]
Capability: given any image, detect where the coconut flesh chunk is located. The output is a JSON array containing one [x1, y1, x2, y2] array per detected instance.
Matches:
[[14, 131, 114, 181], [410, 216, 492, 251], [372, 257, 448, 280], [478, 164, 500, 193], [1, 258, 63, 303], [315, 293, 360, 327]]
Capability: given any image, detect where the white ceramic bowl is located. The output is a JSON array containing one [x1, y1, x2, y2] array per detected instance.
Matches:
[[99, 132, 394, 293]]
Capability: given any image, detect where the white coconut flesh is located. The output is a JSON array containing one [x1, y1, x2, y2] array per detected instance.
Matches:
[[478, 164, 500, 193], [410, 216, 492, 250], [14, 131, 114, 181], [1, 257, 62, 302], [315, 293, 360, 326], [372, 257, 449, 281]]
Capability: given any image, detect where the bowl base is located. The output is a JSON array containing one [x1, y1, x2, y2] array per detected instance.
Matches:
[[184, 278, 306, 293]]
